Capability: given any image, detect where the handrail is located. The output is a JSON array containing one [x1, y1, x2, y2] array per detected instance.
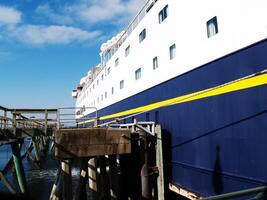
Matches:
[[202, 186, 267, 200]]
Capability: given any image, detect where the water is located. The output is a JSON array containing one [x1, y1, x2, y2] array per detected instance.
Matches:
[[0, 142, 80, 200]]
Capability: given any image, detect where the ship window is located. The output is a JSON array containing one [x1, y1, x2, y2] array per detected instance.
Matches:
[[115, 58, 119, 67], [105, 91, 107, 99], [101, 74, 104, 81], [93, 84, 95, 89], [97, 79, 99, 85], [139, 28, 146, 43], [120, 80, 124, 89], [153, 57, 158, 70], [125, 45, 130, 57], [97, 97, 99, 103], [159, 5, 168, 23], [107, 67, 111, 75], [101, 94, 103, 101], [135, 68, 141, 80], [207, 16, 218, 38], [112, 87, 114, 95], [169, 44, 176, 60]]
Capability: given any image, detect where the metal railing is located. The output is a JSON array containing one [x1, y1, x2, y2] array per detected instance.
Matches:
[[202, 186, 267, 200], [57, 107, 98, 129]]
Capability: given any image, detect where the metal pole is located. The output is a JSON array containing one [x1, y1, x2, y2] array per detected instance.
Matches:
[[202, 186, 267, 200]]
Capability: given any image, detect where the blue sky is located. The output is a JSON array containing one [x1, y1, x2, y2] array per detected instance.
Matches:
[[0, 0, 144, 108]]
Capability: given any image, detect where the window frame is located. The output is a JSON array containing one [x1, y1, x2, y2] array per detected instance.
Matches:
[[169, 44, 176, 60], [120, 80, 124, 89], [153, 56, 158, 70], [139, 28, 146, 43], [159, 5, 168, 23], [125, 45, 130, 57], [207, 16, 218, 38], [135, 68, 142, 80]]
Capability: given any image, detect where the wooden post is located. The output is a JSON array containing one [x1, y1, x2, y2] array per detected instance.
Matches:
[[11, 140, 28, 194], [98, 156, 110, 200], [4, 110, 7, 129], [61, 159, 72, 200], [88, 158, 98, 199], [49, 169, 62, 200], [74, 158, 88, 200], [155, 125, 165, 200], [108, 155, 119, 199], [32, 137, 40, 163]]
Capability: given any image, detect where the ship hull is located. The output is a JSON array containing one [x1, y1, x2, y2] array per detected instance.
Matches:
[[84, 39, 267, 196]]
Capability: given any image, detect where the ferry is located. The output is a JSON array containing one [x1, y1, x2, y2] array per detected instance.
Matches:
[[72, 0, 267, 198]]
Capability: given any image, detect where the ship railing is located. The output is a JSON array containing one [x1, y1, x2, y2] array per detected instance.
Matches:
[[101, 0, 159, 66], [107, 119, 155, 136], [57, 106, 98, 129]]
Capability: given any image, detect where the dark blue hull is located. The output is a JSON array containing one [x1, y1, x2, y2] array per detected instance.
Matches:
[[85, 39, 267, 196]]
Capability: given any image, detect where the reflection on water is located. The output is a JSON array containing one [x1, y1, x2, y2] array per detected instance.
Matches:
[[0, 143, 81, 200]]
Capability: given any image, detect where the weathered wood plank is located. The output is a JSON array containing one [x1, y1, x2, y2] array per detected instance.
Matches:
[[55, 128, 131, 158]]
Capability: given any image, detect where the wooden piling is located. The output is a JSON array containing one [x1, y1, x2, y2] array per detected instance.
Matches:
[[32, 137, 40, 163], [11, 140, 28, 194], [98, 156, 110, 200], [61, 159, 72, 200], [74, 158, 88, 200], [88, 158, 98, 199], [155, 125, 165, 200]]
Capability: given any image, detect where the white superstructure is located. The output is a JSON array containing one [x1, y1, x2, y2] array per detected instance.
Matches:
[[74, 0, 267, 115]]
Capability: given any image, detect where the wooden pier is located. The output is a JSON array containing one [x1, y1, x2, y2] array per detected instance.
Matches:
[[0, 105, 166, 200], [0, 106, 57, 196]]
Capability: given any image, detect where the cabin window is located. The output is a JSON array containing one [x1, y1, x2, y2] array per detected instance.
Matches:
[[153, 57, 158, 70], [111, 87, 114, 95], [115, 58, 119, 67], [105, 92, 107, 99], [97, 97, 99, 103], [207, 16, 218, 38], [97, 79, 99, 85], [125, 45, 130, 57], [101, 94, 103, 101], [93, 84, 95, 89], [159, 5, 168, 23], [169, 44, 176, 60], [120, 80, 124, 89], [139, 28, 146, 43], [135, 68, 142, 80], [107, 67, 111, 75], [101, 74, 104, 81]]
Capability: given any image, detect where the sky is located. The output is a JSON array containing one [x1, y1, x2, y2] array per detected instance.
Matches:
[[0, 0, 144, 109]]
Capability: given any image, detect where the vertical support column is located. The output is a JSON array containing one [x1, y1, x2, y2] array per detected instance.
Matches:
[[49, 168, 62, 200], [88, 158, 98, 199], [4, 110, 7, 129], [74, 158, 88, 200], [61, 159, 72, 200], [32, 136, 40, 163], [108, 155, 119, 199], [155, 125, 165, 200], [12, 113, 17, 136], [98, 156, 110, 200], [11, 140, 28, 194]]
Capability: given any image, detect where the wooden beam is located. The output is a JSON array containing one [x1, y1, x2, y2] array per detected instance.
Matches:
[[55, 128, 131, 158]]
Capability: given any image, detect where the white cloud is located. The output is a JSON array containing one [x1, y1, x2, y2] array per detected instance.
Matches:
[[36, 0, 145, 26], [36, 4, 73, 25], [74, 0, 145, 25], [10, 25, 101, 45], [0, 5, 22, 25]]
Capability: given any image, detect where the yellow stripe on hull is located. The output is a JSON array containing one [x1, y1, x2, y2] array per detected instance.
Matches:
[[80, 73, 267, 124]]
